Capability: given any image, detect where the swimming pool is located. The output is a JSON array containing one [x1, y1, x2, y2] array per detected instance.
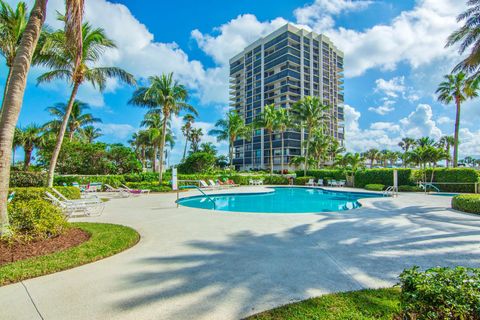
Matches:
[[177, 187, 382, 214]]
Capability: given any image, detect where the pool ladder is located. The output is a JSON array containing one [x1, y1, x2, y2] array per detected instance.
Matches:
[[180, 185, 216, 210], [383, 186, 397, 197]]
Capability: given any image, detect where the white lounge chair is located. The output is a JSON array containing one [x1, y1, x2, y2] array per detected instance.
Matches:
[[257, 179, 264, 185], [338, 180, 346, 187], [199, 180, 215, 189], [52, 188, 101, 204], [45, 192, 104, 217], [306, 178, 315, 186], [317, 179, 324, 186], [330, 180, 338, 187], [104, 184, 130, 198], [121, 184, 150, 194]]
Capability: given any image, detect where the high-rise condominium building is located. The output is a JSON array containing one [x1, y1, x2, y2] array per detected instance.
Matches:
[[229, 23, 345, 171]]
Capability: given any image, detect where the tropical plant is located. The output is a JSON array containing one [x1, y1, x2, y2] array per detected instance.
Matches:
[[0, 0, 28, 112], [17, 123, 45, 170], [309, 129, 330, 168], [416, 137, 435, 148], [275, 107, 290, 173], [140, 113, 174, 173], [36, 20, 136, 187], [398, 137, 416, 167], [44, 100, 101, 141], [438, 135, 455, 167], [327, 139, 345, 163], [289, 155, 316, 169], [199, 142, 217, 155], [346, 153, 364, 172], [128, 130, 150, 170], [447, 0, 480, 78], [80, 125, 102, 143], [363, 148, 380, 168], [0, 0, 85, 235], [436, 72, 479, 167], [209, 110, 251, 170], [291, 96, 330, 175], [254, 104, 278, 175], [181, 113, 195, 161], [188, 127, 203, 153], [12, 126, 23, 165], [129, 73, 195, 183]]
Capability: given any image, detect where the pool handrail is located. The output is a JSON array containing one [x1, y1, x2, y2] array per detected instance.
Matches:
[[180, 185, 216, 210]]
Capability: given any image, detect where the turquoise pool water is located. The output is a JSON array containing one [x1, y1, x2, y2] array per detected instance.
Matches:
[[177, 187, 382, 214], [430, 193, 459, 197]]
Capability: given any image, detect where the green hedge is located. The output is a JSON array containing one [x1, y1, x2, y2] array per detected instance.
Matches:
[[10, 187, 81, 203], [296, 169, 346, 180], [365, 184, 385, 191], [398, 266, 480, 319], [398, 185, 423, 192], [354, 169, 413, 188], [54, 175, 126, 188], [123, 172, 159, 182], [452, 194, 480, 214], [263, 175, 289, 185], [125, 182, 172, 192], [9, 171, 46, 187], [413, 168, 479, 193], [294, 176, 315, 185]]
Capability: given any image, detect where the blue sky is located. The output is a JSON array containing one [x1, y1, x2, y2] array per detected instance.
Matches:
[[2, 0, 480, 165]]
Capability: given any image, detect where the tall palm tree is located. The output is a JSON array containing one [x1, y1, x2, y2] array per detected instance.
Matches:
[[209, 110, 251, 170], [188, 128, 203, 153], [447, 0, 480, 78], [436, 72, 478, 167], [181, 113, 195, 161], [346, 153, 364, 172], [200, 142, 217, 155], [130, 73, 195, 183], [44, 100, 101, 140], [0, 0, 85, 234], [0, 0, 28, 113], [129, 130, 150, 171], [254, 104, 278, 175], [291, 96, 330, 175], [80, 125, 102, 143], [438, 135, 455, 167], [309, 129, 330, 169], [327, 139, 345, 164], [141, 113, 163, 173], [398, 137, 416, 167], [363, 148, 379, 168], [12, 126, 23, 165], [17, 123, 44, 170], [275, 107, 290, 173], [416, 137, 436, 148], [36, 21, 136, 187]]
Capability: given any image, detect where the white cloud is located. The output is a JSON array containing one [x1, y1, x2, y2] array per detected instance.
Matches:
[[368, 99, 395, 115], [375, 77, 405, 98], [370, 122, 400, 132], [97, 123, 136, 139], [294, 0, 372, 30], [399, 104, 442, 140], [459, 128, 480, 157], [437, 116, 454, 125]]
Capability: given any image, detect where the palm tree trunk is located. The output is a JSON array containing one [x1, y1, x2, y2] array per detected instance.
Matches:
[[152, 144, 157, 173], [229, 138, 234, 170], [453, 98, 461, 168], [304, 129, 310, 176], [0, 0, 47, 234], [0, 67, 13, 117], [182, 135, 188, 161], [269, 130, 273, 175], [141, 147, 146, 171], [158, 115, 168, 184], [446, 146, 450, 168], [281, 130, 284, 174], [24, 148, 33, 170], [69, 129, 74, 141], [47, 82, 80, 187]]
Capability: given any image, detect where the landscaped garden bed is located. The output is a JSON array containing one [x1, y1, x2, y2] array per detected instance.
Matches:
[[452, 194, 480, 214]]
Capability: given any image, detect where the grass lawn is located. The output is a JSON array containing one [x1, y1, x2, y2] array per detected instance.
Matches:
[[0, 222, 139, 286], [246, 288, 400, 320]]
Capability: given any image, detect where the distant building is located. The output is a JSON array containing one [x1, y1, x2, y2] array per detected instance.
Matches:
[[229, 24, 345, 171]]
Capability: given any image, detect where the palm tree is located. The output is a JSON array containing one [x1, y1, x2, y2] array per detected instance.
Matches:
[[129, 130, 150, 171], [44, 100, 102, 141], [447, 0, 480, 78], [363, 148, 379, 168], [436, 72, 479, 167], [200, 142, 217, 155], [416, 137, 436, 148], [347, 153, 364, 172], [275, 107, 290, 173], [309, 130, 330, 168], [291, 96, 330, 175], [141, 113, 163, 173], [209, 110, 251, 170], [0, 0, 85, 234], [17, 123, 44, 170], [388, 151, 400, 167], [254, 104, 278, 175], [36, 21, 136, 187], [12, 126, 23, 165], [80, 125, 102, 143], [0, 0, 28, 112], [181, 113, 195, 161], [189, 128, 203, 153], [130, 73, 195, 183], [438, 135, 455, 167], [398, 137, 416, 167], [327, 139, 345, 164]]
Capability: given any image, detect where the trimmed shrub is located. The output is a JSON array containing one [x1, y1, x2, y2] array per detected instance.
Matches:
[[263, 175, 289, 185], [296, 169, 346, 180], [9, 171, 46, 187], [7, 200, 68, 239], [10, 187, 81, 202], [398, 185, 423, 192], [355, 169, 413, 188], [54, 175, 126, 188], [294, 176, 316, 185], [452, 194, 480, 214], [229, 175, 252, 185], [398, 266, 480, 319], [123, 172, 159, 182], [364, 184, 385, 191], [413, 168, 479, 193], [125, 182, 172, 192]]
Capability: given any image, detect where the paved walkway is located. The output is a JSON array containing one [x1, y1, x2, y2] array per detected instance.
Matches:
[[2, 187, 480, 320]]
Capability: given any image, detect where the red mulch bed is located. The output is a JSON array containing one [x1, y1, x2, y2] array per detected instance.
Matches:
[[0, 228, 90, 266]]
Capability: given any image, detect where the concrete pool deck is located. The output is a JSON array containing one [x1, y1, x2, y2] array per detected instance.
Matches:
[[2, 186, 480, 319]]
